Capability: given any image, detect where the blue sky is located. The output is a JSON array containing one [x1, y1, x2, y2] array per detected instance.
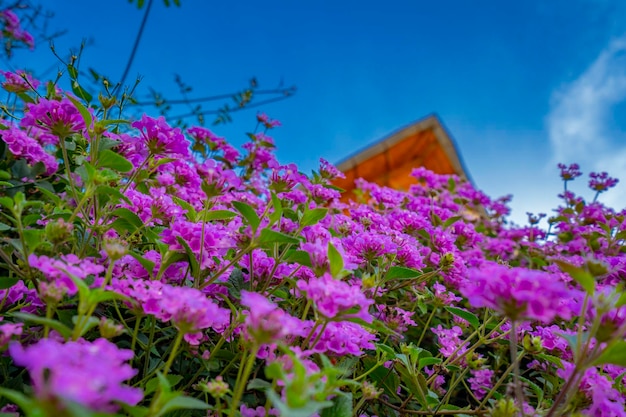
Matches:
[[12, 0, 626, 223]]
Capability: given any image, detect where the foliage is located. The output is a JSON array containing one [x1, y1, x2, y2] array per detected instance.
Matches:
[[1, 6, 626, 417]]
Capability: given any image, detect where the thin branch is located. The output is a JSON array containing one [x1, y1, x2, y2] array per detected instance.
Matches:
[[133, 86, 296, 106], [113, 0, 154, 96], [169, 93, 295, 120]]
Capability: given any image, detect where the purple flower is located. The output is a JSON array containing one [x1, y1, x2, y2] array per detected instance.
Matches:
[[132, 114, 190, 158], [29, 254, 105, 297], [156, 285, 230, 341], [305, 320, 376, 356], [589, 171, 619, 193], [9, 338, 142, 412], [21, 98, 89, 143], [558, 163, 582, 181], [467, 369, 494, 400], [1, 125, 58, 174], [240, 291, 306, 345], [461, 262, 572, 322], [1, 70, 39, 93], [297, 273, 373, 322], [431, 325, 468, 359]]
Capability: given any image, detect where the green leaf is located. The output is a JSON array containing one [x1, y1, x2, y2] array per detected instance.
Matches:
[[128, 252, 156, 278], [66, 94, 93, 128], [95, 185, 131, 206], [247, 378, 272, 390], [376, 343, 397, 359], [157, 394, 210, 415], [23, 229, 44, 252], [285, 250, 312, 267], [444, 307, 480, 329], [301, 207, 328, 227], [258, 228, 300, 244], [0, 387, 41, 416], [171, 196, 198, 221], [418, 357, 442, 371], [71, 315, 100, 338], [442, 215, 462, 229], [110, 208, 144, 234], [328, 242, 343, 278], [176, 236, 199, 278], [145, 374, 183, 395], [554, 260, 595, 295], [592, 341, 626, 367], [11, 312, 72, 339], [384, 266, 422, 281], [204, 209, 237, 221], [269, 192, 283, 225], [97, 149, 133, 172], [0, 276, 19, 289], [320, 391, 352, 417], [232, 201, 260, 232], [535, 353, 563, 368]]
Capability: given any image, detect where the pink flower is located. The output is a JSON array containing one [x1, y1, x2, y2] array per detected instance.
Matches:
[[132, 114, 190, 158], [240, 290, 306, 344], [461, 262, 572, 322], [297, 273, 373, 322], [9, 338, 142, 412]]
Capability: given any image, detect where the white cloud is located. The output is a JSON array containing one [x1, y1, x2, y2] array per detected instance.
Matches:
[[547, 36, 626, 208]]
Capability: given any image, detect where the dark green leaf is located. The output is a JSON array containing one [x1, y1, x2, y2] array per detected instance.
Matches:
[[0, 277, 19, 289], [176, 236, 199, 278], [11, 312, 72, 339], [285, 250, 312, 267], [232, 201, 260, 232], [444, 307, 480, 329], [320, 392, 352, 417]]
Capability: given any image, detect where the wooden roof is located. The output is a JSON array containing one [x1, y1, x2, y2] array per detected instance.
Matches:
[[333, 115, 471, 200]]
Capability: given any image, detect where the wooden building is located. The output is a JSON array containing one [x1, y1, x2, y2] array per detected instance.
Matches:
[[333, 114, 470, 200]]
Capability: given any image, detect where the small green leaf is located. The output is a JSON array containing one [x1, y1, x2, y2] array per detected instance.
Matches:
[[128, 252, 156, 278], [232, 201, 260, 232], [11, 312, 72, 339], [172, 196, 198, 221], [418, 357, 442, 371], [328, 242, 343, 277], [66, 94, 93, 128], [157, 394, 210, 415], [442, 215, 462, 229], [445, 307, 480, 329], [176, 236, 199, 278], [204, 210, 237, 221], [258, 228, 300, 244], [301, 207, 328, 227], [285, 250, 312, 267], [384, 266, 422, 281], [247, 378, 272, 390], [111, 207, 144, 233], [269, 192, 283, 225], [98, 149, 133, 172], [554, 260, 595, 295]]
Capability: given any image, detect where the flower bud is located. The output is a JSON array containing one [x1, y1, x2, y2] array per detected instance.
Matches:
[[522, 334, 543, 354], [98, 317, 124, 339]]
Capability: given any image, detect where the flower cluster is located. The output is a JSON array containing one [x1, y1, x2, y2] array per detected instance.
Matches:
[[9, 338, 142, 412]]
